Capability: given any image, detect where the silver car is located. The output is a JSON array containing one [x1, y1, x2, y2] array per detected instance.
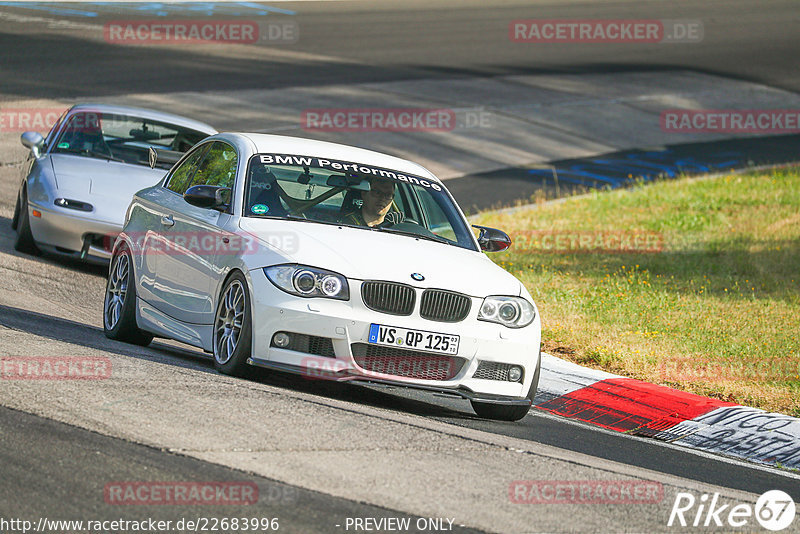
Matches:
[[12, 104, 217, 264]]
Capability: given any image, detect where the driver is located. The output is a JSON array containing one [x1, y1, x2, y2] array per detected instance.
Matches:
[[340, 177, 404, 228]]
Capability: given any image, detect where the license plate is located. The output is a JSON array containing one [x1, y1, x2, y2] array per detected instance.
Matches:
[[368, 324, 459, 355]]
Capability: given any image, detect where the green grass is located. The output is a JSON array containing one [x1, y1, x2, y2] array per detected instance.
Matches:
[[474, 168, 800, 416]]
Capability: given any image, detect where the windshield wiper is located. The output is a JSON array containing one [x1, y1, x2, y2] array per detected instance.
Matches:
[[57, 147, 125, 163], [375, 226, 449, 244]]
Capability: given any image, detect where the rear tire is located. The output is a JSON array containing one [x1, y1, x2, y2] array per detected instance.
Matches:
[[212, 271, 253, 377], [14, 188, 40, 255], [103, 245, 153, 346], [471, 350, 541, 421]]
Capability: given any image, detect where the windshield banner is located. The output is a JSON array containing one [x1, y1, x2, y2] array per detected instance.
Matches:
[[254, 154, 443, 191]]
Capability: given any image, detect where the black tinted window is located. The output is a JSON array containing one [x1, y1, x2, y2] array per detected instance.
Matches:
[[165, 143, 209, 195]]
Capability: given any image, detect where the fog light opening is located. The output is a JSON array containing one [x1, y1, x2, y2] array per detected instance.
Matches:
[[508, 366, 523, 383], [273, 332, 291, 348]]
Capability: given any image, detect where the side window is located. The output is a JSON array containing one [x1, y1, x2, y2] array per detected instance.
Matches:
[[165, 143, 209, 195], [418, 189, 457, 241], [189, 142, 238, 189], [395, 186, 419, 222]]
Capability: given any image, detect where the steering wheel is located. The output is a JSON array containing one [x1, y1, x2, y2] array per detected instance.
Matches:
[[382, 218, 419, 229]]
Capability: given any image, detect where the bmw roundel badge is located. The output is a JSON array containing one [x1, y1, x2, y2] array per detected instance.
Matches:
[[411, 273, 425, 281]]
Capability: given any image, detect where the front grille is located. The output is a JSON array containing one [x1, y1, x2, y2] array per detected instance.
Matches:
[[271, 333, 336, 358], [361, 281, 415, 315], [351, 343, 465, 381], [420, 289, 471, 322], [472, 360, 519, 382]]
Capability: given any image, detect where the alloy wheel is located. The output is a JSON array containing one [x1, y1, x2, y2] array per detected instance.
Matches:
[[105, 253, 129, 330], [214, 280, 245, 365]]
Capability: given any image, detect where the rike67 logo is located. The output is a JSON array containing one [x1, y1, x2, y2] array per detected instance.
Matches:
[[668, 490, 796, 531]]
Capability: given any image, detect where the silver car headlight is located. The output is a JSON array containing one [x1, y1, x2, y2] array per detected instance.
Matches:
[[478, 296, 535, 328], [54, 198, 93, 212], [264, 264, 350, 301]]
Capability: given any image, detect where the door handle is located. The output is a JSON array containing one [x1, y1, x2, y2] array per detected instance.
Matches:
[[160, 215, 175, 227]]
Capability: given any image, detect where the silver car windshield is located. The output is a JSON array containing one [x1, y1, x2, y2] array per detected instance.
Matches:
[[52, 111, 209, 169], [244, 154, 477, 251]]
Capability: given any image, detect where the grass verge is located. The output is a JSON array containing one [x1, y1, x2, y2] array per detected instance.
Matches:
[[474, 168, 800, 416]]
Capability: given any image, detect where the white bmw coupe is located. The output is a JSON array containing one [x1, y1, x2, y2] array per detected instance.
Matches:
[[104, 133, 541, 420]]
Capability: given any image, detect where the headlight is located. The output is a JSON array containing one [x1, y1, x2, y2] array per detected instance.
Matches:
[[264, 264, 349, 300], [54, 198, 93, 212], [478, 296, 535, 328]]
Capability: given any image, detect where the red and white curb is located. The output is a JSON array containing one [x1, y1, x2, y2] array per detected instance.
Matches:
[[534, 353, 800, 471]]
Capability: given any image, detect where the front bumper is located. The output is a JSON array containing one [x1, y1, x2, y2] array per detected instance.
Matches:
[[246, 358, 534, 406], [246, 268, 541, 403], [28, 202, 118, 263]]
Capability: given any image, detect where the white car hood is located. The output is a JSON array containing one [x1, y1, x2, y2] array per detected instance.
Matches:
[[50, 154, 166, 224], [239, 218, 522, 297]]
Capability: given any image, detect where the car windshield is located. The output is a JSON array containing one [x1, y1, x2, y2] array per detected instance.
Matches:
[[52, 111, 210, 169], [244, 154, 477, 251]]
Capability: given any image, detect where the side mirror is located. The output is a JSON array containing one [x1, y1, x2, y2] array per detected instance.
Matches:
[[473, 225, 512, 252], [21, 131, 45, 157], [184, 185, 231, 212], [149, 146, 183, 170]]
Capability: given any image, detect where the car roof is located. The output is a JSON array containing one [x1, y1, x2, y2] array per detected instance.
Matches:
[[232, 132, 440, 182], [69, 103, 217, 135]]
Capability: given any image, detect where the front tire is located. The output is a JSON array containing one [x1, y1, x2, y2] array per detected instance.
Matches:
[[14, 188, 40, 255], [471, 351, 541, 421], [212, 271, 253, 377], [11, 192, 20, 230], [103, 246, 153, 346]]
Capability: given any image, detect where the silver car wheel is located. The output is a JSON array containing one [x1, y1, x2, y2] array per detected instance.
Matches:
[[214, 280, 245, 365], [105, 253, 129, 330]]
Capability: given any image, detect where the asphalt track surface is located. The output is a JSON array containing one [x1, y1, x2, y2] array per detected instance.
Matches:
[[1, 1, 800, 532], [1, 405, 483, 534], [450, 133, 800, 213], [1, 0, 799, 98]]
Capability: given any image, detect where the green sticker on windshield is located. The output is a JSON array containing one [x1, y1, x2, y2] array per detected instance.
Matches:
[[251, 204, 269, 215], [57, 142, 70, 149]]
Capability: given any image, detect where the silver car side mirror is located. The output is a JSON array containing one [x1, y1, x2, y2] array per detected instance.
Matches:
[[21, 131, 45, 158], [184, 185, 231, 212]]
